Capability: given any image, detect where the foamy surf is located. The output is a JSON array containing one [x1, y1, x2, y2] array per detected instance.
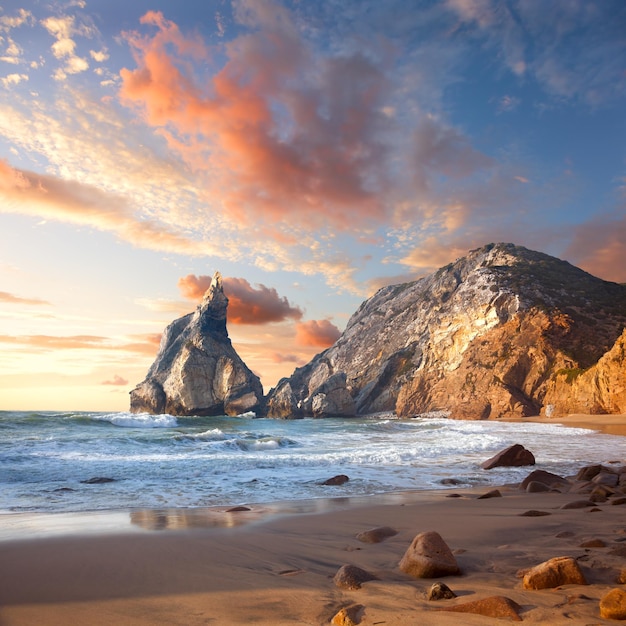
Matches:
[[92, 413, 178, 428], [1, 410, 624, 514]]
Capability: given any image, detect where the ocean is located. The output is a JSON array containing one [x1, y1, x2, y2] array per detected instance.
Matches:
[[2, 410, 625, 518]]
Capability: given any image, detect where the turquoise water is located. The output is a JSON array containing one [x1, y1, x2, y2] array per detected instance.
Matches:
[[1, 410, 625, 513]]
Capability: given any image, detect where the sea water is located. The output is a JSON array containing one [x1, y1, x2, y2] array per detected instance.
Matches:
[[1, 410, 625, 515]]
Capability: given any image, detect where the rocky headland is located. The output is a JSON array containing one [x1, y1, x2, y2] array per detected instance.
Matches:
[[265, 243, 626, 419], [131, 243, 626, 420], [129, 272, 263, 416]]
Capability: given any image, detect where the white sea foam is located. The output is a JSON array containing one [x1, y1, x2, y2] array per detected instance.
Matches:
[[2, 411, 625, 514], [93, 413, 178, 428], [176, 428, 227, 441]]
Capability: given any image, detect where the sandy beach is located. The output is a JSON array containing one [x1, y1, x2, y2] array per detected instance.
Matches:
[[1, 414, 625, 625]]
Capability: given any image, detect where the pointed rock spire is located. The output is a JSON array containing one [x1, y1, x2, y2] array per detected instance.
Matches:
[[130, 270, 263, 416], [194, 271, 229, 339]]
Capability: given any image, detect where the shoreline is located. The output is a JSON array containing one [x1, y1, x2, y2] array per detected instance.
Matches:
[[0, 412, 624, 541], [1, 413, 625, 624], [502, 412, 626, 437]]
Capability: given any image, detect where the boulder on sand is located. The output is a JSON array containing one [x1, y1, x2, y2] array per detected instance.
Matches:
[[520, 469, 568, 490], [399, 531, 460, 579], [522, 556, 587, 590]]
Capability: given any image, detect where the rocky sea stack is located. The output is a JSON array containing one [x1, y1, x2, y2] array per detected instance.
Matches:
[[265, 243, 626, 419], [131, 244, 626, 420], [130, 272, 263, 416]]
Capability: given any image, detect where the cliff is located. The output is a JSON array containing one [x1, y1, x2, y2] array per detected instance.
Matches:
[[543, 328, 626, 416], [130, 273, 263, 416], [265, 243, 626, 419]]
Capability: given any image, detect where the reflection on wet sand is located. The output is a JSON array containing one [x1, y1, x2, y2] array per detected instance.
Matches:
[[128, 490, 438, 531], [0, 491, 444, 540]]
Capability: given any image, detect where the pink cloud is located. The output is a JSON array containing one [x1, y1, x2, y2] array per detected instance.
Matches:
[[0, 334, 107, 349], [565, 214, 626, 283], [0, 291, 50, 306], [178, 274, 303, 324], [102, 374, 129, 386], [269, 351, 304, 364], [119, 9, 397, 233], [0, 332, 162, 355], [0, 159, 205, 255], [295, 319, 341, 348]]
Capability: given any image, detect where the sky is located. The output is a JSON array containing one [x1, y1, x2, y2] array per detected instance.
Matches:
[[0, 0, 625, 411]]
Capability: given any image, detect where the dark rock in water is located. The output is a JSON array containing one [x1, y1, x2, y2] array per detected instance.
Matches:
[[225, 506, 251, 512], [81, 477, 116, 484], [263, 243, 626, 419], [481, 444, 535, 470], [129, 272, 263, 416], [440, 478, 463, 485], [321, 474, 349, 486]]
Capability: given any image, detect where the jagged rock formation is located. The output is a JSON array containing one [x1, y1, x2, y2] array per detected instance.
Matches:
[[130, 273, 263, 416], [265, 243, 626, 419], [543, 328, 626, 415]]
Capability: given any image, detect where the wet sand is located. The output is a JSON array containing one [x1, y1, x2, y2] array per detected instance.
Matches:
[[1, 413, 625, 625]]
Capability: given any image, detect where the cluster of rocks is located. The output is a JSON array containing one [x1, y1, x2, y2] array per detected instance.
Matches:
[[328, 459, 626, 624], [517, 462, 626, 505], [130, 245, 626, 421]]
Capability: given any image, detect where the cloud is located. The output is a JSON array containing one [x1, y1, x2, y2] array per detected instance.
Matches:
[[295, 319, 341, 347], [0, 332, 162, 355], [564, 213, 626, 283], [0, 334, 108, 350], [1, 73, 28, 88], [399, 238, 473, 274], [102, 374, 128, 386], [411, 115, 493, 192], [118, 333, 163, 356], [1, 37, 23, 64], [0, 159, 210, 256], [41, 15, 91, 80], [178, 274, 304, 324], [269, 351, 303, 364], [497, 95, 520, 113], [446, 0, 626, 106], [90, 49, 109, 62], [117, 4, 505, 264], [0, 9, 33, 33], [119, 7, 398, 233], [0, 291, 50, 306]]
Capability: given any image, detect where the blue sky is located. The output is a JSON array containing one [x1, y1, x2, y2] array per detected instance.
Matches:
[[0, 0, 624, 410]]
